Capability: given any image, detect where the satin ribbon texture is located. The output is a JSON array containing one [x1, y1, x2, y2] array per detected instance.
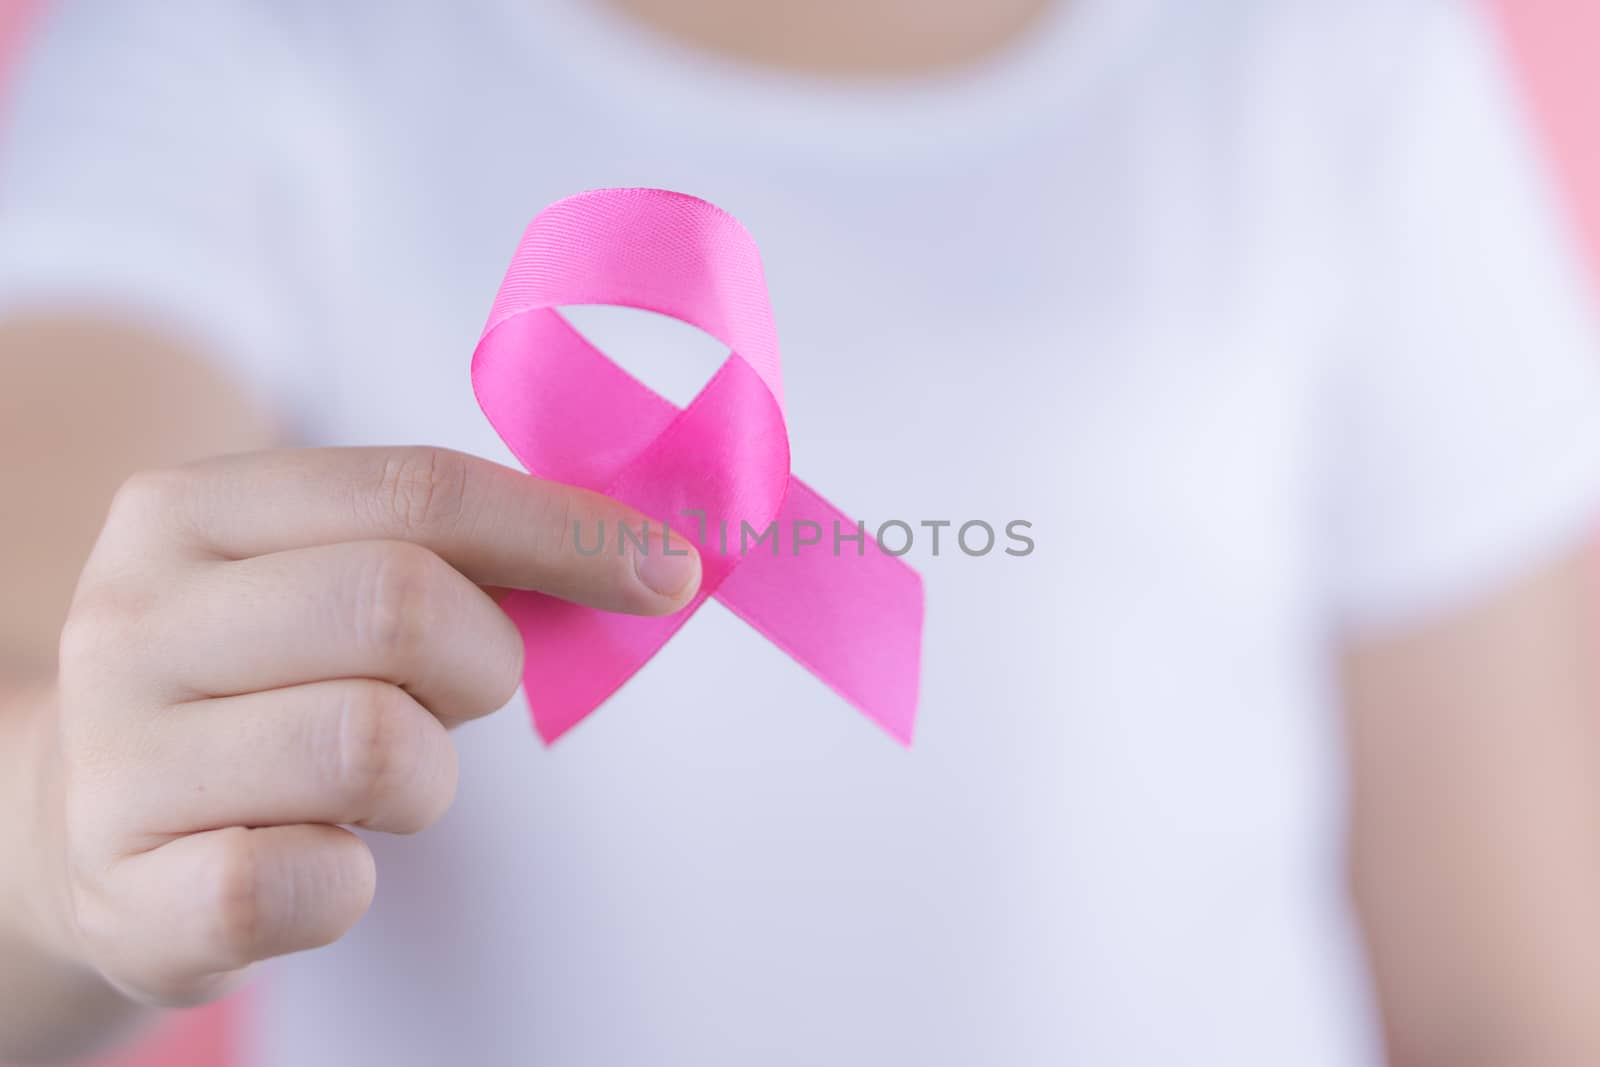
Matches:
[[471, 188, 924, 744]]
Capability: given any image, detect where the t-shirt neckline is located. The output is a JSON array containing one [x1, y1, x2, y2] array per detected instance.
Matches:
[[510, 0, 1164, 167]]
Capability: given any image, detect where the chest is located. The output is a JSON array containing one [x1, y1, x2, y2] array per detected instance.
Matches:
[[294, 41, 1343, 828], [256, 22, 1369, 1064]]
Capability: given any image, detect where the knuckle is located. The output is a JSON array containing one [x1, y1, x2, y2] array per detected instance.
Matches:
[[486, 612, 525, 713], [537, 484, 578, 563], [55, 606, 108, 676], [60, 468, 194, 676], [358, 541, 444, 658], [332, 682, 404, 818], [64, 869, 121, 969], [106, 467, 189, 530], [399, 738, 457, 836], [57, 583, 154, 678], [203, 828, 266, 967], [426, 743, 460, 830], [374, 446, 469, 535], [331, 682, 452, 834]]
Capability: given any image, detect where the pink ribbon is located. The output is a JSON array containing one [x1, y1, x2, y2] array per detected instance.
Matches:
[[472, 188, 924, 744]]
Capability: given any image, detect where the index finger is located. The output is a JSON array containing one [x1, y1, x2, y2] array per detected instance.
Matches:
[[111, 446, 702, 616]]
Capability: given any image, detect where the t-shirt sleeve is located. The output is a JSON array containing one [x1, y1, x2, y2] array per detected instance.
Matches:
[[1321, 0, 1600, 632], [0, 0, 326, 418]]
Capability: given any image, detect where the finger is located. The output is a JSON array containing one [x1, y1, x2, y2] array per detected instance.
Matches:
[[110, 446, 701, 615], [118, 679, 456, 845], [147, 539, 523, 718], [99, 824, 374, 1006]]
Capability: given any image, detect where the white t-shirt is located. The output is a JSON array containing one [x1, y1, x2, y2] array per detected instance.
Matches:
[[6, 1, 1600, 1064]]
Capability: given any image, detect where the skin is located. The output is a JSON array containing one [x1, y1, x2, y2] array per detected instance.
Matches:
[[0, 317, 702, 1061], [608, 0, 1056, 74], [1345, 552, 1600, 1066], [4, 2, 1600, 1063]]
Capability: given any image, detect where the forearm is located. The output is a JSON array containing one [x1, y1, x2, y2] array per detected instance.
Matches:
[[0, 681, 145, 1064], [1346, 545, 1600, 1067]]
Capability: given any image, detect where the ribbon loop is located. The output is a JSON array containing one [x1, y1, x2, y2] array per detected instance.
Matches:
[[472, 188, 923, 743]]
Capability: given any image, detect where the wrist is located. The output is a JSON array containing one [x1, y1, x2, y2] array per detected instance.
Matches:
[[0, 679, 83, 971], [0, 681, 150, 1062]]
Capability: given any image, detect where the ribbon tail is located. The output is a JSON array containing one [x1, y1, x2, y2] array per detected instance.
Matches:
[[713, 479, 923, 746]]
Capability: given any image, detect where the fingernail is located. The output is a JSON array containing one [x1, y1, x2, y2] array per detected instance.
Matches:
[[634, 533, 701, 599]]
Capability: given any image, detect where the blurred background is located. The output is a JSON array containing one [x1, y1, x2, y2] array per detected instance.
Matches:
[[0, 1, 1597, 1064]]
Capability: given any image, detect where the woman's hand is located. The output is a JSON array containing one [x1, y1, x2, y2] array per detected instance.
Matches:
[[27, 445, 699, 1008]]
